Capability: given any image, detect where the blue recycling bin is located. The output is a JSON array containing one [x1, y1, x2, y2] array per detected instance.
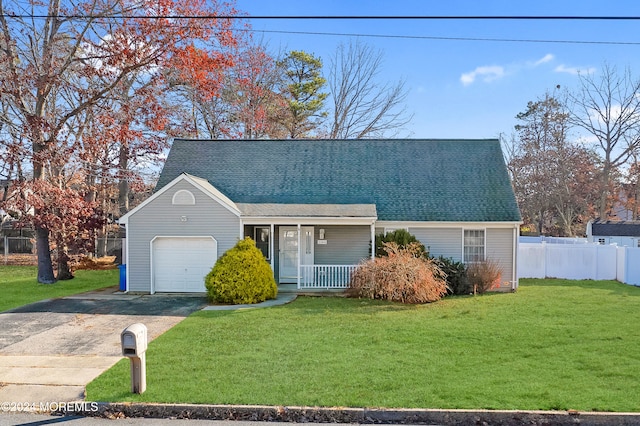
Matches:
[[118, 264, 127, 291]]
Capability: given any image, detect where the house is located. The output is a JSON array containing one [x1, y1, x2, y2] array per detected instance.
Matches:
[[119, 139, 522, 293], [587, 219, 640, 247]]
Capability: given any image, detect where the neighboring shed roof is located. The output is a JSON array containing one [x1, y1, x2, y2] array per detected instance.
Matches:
[[156, 139, 522, 223], [591, 220, 640, 237]]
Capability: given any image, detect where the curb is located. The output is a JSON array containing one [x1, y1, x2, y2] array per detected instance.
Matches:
[[60, 402, 640, 425]]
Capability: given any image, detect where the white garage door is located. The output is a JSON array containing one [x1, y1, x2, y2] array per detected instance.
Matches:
[[152, 237, 217, 292]]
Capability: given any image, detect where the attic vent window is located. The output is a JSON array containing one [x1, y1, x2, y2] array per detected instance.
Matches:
[[172, 189, 195, 205]]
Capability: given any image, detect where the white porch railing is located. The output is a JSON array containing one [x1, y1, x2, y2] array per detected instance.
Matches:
[[299, 264, 358, 289]]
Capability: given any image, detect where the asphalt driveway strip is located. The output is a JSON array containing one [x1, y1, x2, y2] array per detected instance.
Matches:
[[0, 290, 207, 404]]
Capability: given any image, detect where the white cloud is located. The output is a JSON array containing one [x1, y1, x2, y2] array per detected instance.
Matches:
[[554, 64, 596, 75], [575, 134, 599, 145], [533, 53, 554, 66], [460, 66, 505, 86]]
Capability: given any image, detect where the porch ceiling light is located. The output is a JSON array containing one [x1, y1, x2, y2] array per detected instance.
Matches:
[[180, 216, 188, 222]]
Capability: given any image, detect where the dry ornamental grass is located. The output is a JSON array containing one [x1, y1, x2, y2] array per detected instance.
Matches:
[[348, 242, 448, 304]]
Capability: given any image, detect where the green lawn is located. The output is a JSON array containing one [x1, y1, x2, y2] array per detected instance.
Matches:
[[0, 266, 118, 312], [87, 279, 640, 412]]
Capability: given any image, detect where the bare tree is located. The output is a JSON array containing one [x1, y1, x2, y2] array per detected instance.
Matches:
[[328, 40, 412, 139], [568, 64, 640, 219], [506, 93, 600, 236]]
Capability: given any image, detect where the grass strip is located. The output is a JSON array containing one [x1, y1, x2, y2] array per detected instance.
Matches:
[[0, 266, 118, 312]]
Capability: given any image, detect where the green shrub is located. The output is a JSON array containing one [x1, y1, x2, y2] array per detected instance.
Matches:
[[375, 229, 428, 258], [466, 258, 503, 295], [205, 237, 277, 304], [435, 256, 471, 296], [348, 242, 448, 304]]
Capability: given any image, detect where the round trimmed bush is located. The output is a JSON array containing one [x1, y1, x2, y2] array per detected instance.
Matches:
[[205, 237, 277, 304]]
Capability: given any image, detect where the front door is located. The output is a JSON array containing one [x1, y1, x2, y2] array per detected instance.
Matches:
[[279, 226, 314, 283]]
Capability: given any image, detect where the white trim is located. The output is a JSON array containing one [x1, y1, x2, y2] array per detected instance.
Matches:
[[149, 235, 217, 294], [119, 173, 240, 225]]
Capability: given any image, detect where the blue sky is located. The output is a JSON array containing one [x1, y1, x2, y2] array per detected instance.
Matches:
[[235, 0, 640, 139]]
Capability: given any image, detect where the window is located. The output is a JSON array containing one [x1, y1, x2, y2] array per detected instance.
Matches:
[[254, 227, 270, 260], [463, 229, 485, 263], [172, 189, 195, 205]]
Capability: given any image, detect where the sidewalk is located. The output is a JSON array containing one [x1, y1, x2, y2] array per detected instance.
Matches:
[[202, 294, 297, 311]]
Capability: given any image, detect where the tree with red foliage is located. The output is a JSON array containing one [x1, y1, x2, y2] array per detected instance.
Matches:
[[0, 0, 239, 283], [230, 42, 289, 139]]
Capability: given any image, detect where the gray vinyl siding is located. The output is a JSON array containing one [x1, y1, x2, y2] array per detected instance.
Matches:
[[486, 227, 515, 289], [410, 227, 463, 260], [126, 180, 240, 292], [314, 225, 371, 265]]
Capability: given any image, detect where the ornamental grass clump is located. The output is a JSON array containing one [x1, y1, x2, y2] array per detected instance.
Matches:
[[466, 258, 503, 295], [348, 242, 448, 304], [205, 237, 277, 304]]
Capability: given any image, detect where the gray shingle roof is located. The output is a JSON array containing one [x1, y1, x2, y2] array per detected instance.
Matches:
[[236, 203, 377, 217], [157, 139, 522, 222], [592, 220, 640, 237]]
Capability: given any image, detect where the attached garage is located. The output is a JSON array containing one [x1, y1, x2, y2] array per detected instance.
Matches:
[[151, 236, 217, 293]]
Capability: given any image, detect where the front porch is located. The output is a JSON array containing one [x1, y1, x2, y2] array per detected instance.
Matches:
[[278, 264, 358, 292], [239, 204, 377, 290]]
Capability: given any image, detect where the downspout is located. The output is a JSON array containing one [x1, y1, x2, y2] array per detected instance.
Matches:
[[512, 224, 518, 291], [370, 221, 375, 259], [270, 223, 275, 276], [297, 223, 301, 289], [123, 224, 129, 293]]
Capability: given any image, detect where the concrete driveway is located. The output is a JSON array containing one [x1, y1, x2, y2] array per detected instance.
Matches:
[[0, 288, 206, 403]]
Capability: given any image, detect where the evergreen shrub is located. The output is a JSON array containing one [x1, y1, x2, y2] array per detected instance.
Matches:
[[375, 229, 428, 258], [435, 256, 471, 296], [205, 237, 277, 304]]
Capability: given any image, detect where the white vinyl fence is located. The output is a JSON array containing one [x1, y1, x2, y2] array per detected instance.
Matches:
[[519, 242, 640, 285], [616, 246, 640, 286]]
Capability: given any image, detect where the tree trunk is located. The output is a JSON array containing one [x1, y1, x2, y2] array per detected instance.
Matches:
[[35, 226, 56, 284], [118, 144, 129, 216], [55, 224, 74, 280], [56, 252, 74, 280], [598, 164, 611, 219]]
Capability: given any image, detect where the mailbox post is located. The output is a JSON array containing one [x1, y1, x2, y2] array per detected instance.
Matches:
[[121, 323, 147, 394]]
